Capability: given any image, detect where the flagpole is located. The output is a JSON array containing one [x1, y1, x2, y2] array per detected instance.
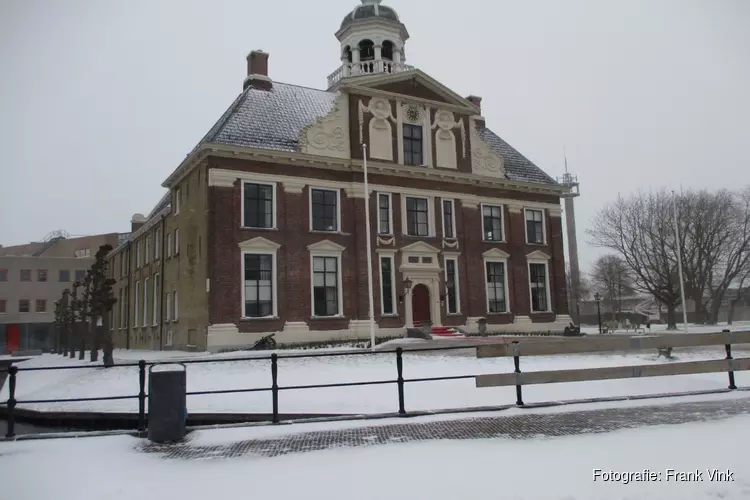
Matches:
[[672, 190, 689, 333], [362, 144, 377, 350]]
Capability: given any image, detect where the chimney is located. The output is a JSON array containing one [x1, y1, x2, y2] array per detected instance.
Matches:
[[244, 50, 272, 91], [466, 95, 482, 114], [131, 213, 147, 233]]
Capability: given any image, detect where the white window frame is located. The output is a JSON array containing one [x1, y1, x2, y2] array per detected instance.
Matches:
[[174, 187, 180, 215], [402, 195, 435, 237], [444, 255, 461, 315], [134, 281, 140, 327], [441, 198, 457, 239], [167, 232, 172, 258], [166, 330, 173, 347], [173, 291, 179, 321], [377, 192, 394, 235], [524, 208, 547, 245], [483, 249, 511, 314], [174, 229, 180, 255], [136, 241, 141, 268], [527, 258, 552, 313], [155, 228, 161, 260], [241, 250, 279, 319], [378, 252, 397, 316], [309, 187, 342, 233], [241, 180, 277, 230], [152, 273, 160, 326], [481, 203, 505, 242], [165, 291, 172, 322], [144, 235, 151, 264], [143, 278, 149, 327], [309, 243, 345, 318]]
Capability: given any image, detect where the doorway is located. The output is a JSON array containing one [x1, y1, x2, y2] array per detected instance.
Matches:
[[411, 284, 431, 324], [6, 324, 20, 353]]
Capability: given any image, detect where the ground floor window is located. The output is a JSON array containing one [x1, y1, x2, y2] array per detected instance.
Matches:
[[486, 261, 507, 313], [529, 263, 549, 312], [313, 256, 339, 316], [244, 254, 273, 318]]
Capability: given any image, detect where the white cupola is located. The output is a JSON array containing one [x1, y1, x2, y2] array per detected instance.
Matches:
[[328, 0, 412, 89]]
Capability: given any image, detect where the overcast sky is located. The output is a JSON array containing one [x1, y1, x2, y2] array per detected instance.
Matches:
[[1, 0, 748, 270]]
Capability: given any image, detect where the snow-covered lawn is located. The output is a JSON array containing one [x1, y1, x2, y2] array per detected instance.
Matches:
[[1, 414, 748, 500], [2, 341, 748, 415]]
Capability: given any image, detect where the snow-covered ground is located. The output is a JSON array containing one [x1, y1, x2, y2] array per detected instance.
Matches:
[[1, 414, 748, 500], [2, 336, 748, 415]]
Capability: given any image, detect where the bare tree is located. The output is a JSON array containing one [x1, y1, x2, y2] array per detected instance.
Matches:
[[587, 190, 684, 329], [88, 244, 117, 366], [677, 188, 750, 324], [589, 254, 634, 320]]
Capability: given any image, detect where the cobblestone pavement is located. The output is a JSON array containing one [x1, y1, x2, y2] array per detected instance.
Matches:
[[137, 397, 750, 460]]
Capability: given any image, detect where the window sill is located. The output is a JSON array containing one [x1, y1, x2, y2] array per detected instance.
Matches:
[[403, 234, 436, 239], [309, 315, 347, 320], [380, 314, 399, 318], [482, 240, 507, 244], [486, 312, 512, 316], [240, 316, 280, 322], [530, 311, 552, 315], [240, 226, 279, 232], [526, 242, 547, 246], [446, 312, 463, 317], [310, 230, 345, 235]]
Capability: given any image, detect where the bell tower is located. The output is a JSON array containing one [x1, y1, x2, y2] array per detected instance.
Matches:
[[328, 0, 413, 89]]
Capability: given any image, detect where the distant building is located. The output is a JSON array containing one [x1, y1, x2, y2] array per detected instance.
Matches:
[[0, 233, 122, 353], [108, 0, 573, 352]]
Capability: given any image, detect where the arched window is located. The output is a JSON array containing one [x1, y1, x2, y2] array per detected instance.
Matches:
[[343, 45, 352, 63], [382, 40, 394, 61], [359, 39, 375, 61]]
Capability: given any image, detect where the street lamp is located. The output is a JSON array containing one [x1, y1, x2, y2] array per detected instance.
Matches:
[[594, 292, 603, 334]]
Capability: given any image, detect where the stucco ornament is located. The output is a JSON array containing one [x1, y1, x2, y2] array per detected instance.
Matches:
[[470, 119, 506, 177], [359, 97, 396, 161], [430, 109, 466, 169], [299, 93, 350, 159]]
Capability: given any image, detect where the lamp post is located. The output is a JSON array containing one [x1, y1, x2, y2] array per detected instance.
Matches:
[[594, 292, 603, 334], [362, 143, 376, 351]]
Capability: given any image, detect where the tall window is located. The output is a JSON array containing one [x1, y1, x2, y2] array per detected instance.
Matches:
[[174, 187, 181, 215], [312, 256, 339, 316], [445, 258, 459, 314], [155, 228, 161, 260], [406, 197, 429, 236], [482, 205, 503, 241], [174, 229, 180, 255], [173, 291, 179, 321], [136, 241, 141, 267], [486, 262, 507, 313], [244, 254, 273, 318], [134, 281, 140, 327], [152, 274, 160, 326], [243, 182, 274, 228], [311, 189, 338, 232], [123, 285, 128, 328], [143, 278, 149, 327], [165, 292, 172, 322], [378, 193, 392, 234], [529, 263, 549, 312], [119, 289, 125, 328], [380, 256, 395, 315], [144, 236, 151, 264], [442, 199, 455, 239], [403, 124, 423, 166], [525, 209, 545, 244], [167, 233, 173, 258]]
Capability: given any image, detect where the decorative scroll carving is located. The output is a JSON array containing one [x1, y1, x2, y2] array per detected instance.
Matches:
[[431, 109, 466, 169], [359, 97, 396, 161], [377, 236, 395, 246], [470, 119, 506, 178], [299, 93, 350, 159]]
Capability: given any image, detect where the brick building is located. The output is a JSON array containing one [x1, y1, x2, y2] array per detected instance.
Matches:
[[108, 0, 572, 351]]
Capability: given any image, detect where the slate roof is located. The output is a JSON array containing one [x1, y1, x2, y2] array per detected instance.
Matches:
[[195, 81, 557, 186]]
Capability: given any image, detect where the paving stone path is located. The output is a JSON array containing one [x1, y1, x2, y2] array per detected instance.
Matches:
[[137, 397, 750, 460]]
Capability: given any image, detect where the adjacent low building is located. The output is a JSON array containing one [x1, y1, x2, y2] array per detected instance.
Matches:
[[0, 232, 122, 353], [108, 0, 573, 352]]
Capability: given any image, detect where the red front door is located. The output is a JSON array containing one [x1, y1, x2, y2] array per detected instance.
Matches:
[[7, 324, 20, 353], [412, 284, 431, 323]]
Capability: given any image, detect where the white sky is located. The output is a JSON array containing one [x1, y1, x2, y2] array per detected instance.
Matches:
[[1, 0, 748, 270]]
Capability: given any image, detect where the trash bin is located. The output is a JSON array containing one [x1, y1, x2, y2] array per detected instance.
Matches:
[[148, 363, 187, 443]]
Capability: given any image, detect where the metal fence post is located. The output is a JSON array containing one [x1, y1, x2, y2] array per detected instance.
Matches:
[[396, 348, 405, 415], [4, 365, 18, 438], [513, 341, 524, 406], [138, 360, 146, 432], [271, 354, 279, 423], [725, 344, 737, 390]]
